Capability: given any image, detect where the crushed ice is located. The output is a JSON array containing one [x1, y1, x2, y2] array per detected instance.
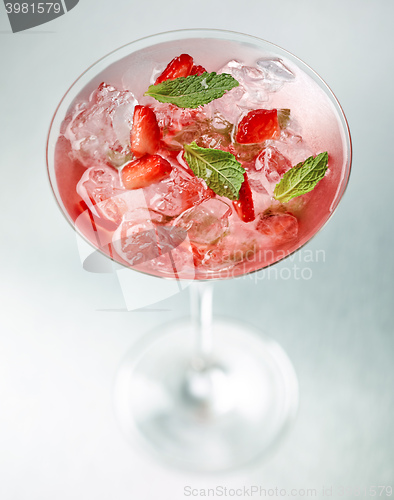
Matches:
[[64, 83, 137, 168]]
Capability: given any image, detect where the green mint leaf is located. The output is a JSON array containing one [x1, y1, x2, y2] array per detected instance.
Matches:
[[144, 72, 239, 109], [183, 142, 245, 200], [273, 152, 329, 203]]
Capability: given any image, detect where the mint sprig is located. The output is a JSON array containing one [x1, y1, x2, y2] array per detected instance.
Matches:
[[183, 142, 245, 200], [145, 72, 239, 109], [273, 152, 329, 203]]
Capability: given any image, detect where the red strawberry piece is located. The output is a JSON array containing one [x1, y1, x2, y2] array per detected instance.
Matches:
[[256, 212, 298, 243], [190, 64, 207, 76], [130, 105, 161, 158], [155, 54, 194, 84], [121, 154, 172, 190], [232, 173, 255, 222], [236, 109, 280, 144]]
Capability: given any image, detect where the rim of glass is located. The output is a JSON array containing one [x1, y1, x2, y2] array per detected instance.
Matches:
[[46, 28, 352, 281]]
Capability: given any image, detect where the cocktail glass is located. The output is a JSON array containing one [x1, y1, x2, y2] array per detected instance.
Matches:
[[47, 29, 352, 472]]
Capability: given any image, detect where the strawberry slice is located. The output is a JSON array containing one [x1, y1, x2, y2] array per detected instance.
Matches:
[[121, 154, 172, 190], [190, 64, 207, 76], [232, 173, 255, 222], [155, 54, 194, 84], [236, 109, 280, 144], [130, 105, 161, 158]]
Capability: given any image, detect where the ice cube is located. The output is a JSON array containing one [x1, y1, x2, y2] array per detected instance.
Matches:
[[112, 101, 137, 149], [76, 166, 127, 222], [142, 159, 213, 218], [193, 223, 263, 272], [171, 164, 215, 212], [173, 199, 231, 245], [77, 165, 154, 225], [205, 84, 246, 125], [210, 112, 234, 133], [256, 212, 298, 243], [256, 58, 295, 84], [133, 242, 195, 279], [64, 82, 137, 168], [195, 113, 233, 150], [112, 214, 160, 266], [112, 208, 187, 268], [254, 146, 292, 195], [197, 131, 231, 150], [274, 129, 314, 166], [205, 60, 275, 124], [209, 59, 295, 120], [245, 174, 269, 195], [142, 100, 206, 149], [217, 60, 272, 108]]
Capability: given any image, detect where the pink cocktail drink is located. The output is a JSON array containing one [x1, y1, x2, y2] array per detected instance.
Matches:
[[51, 34, 350, 280]]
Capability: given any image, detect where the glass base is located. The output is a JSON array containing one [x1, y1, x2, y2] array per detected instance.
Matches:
[[113, 319, 298, 472]]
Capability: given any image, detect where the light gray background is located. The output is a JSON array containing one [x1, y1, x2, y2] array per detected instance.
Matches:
[[1, 1, 393, 499]]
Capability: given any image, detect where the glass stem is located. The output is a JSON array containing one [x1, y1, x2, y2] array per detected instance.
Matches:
[[190, 281, 214, 371]]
